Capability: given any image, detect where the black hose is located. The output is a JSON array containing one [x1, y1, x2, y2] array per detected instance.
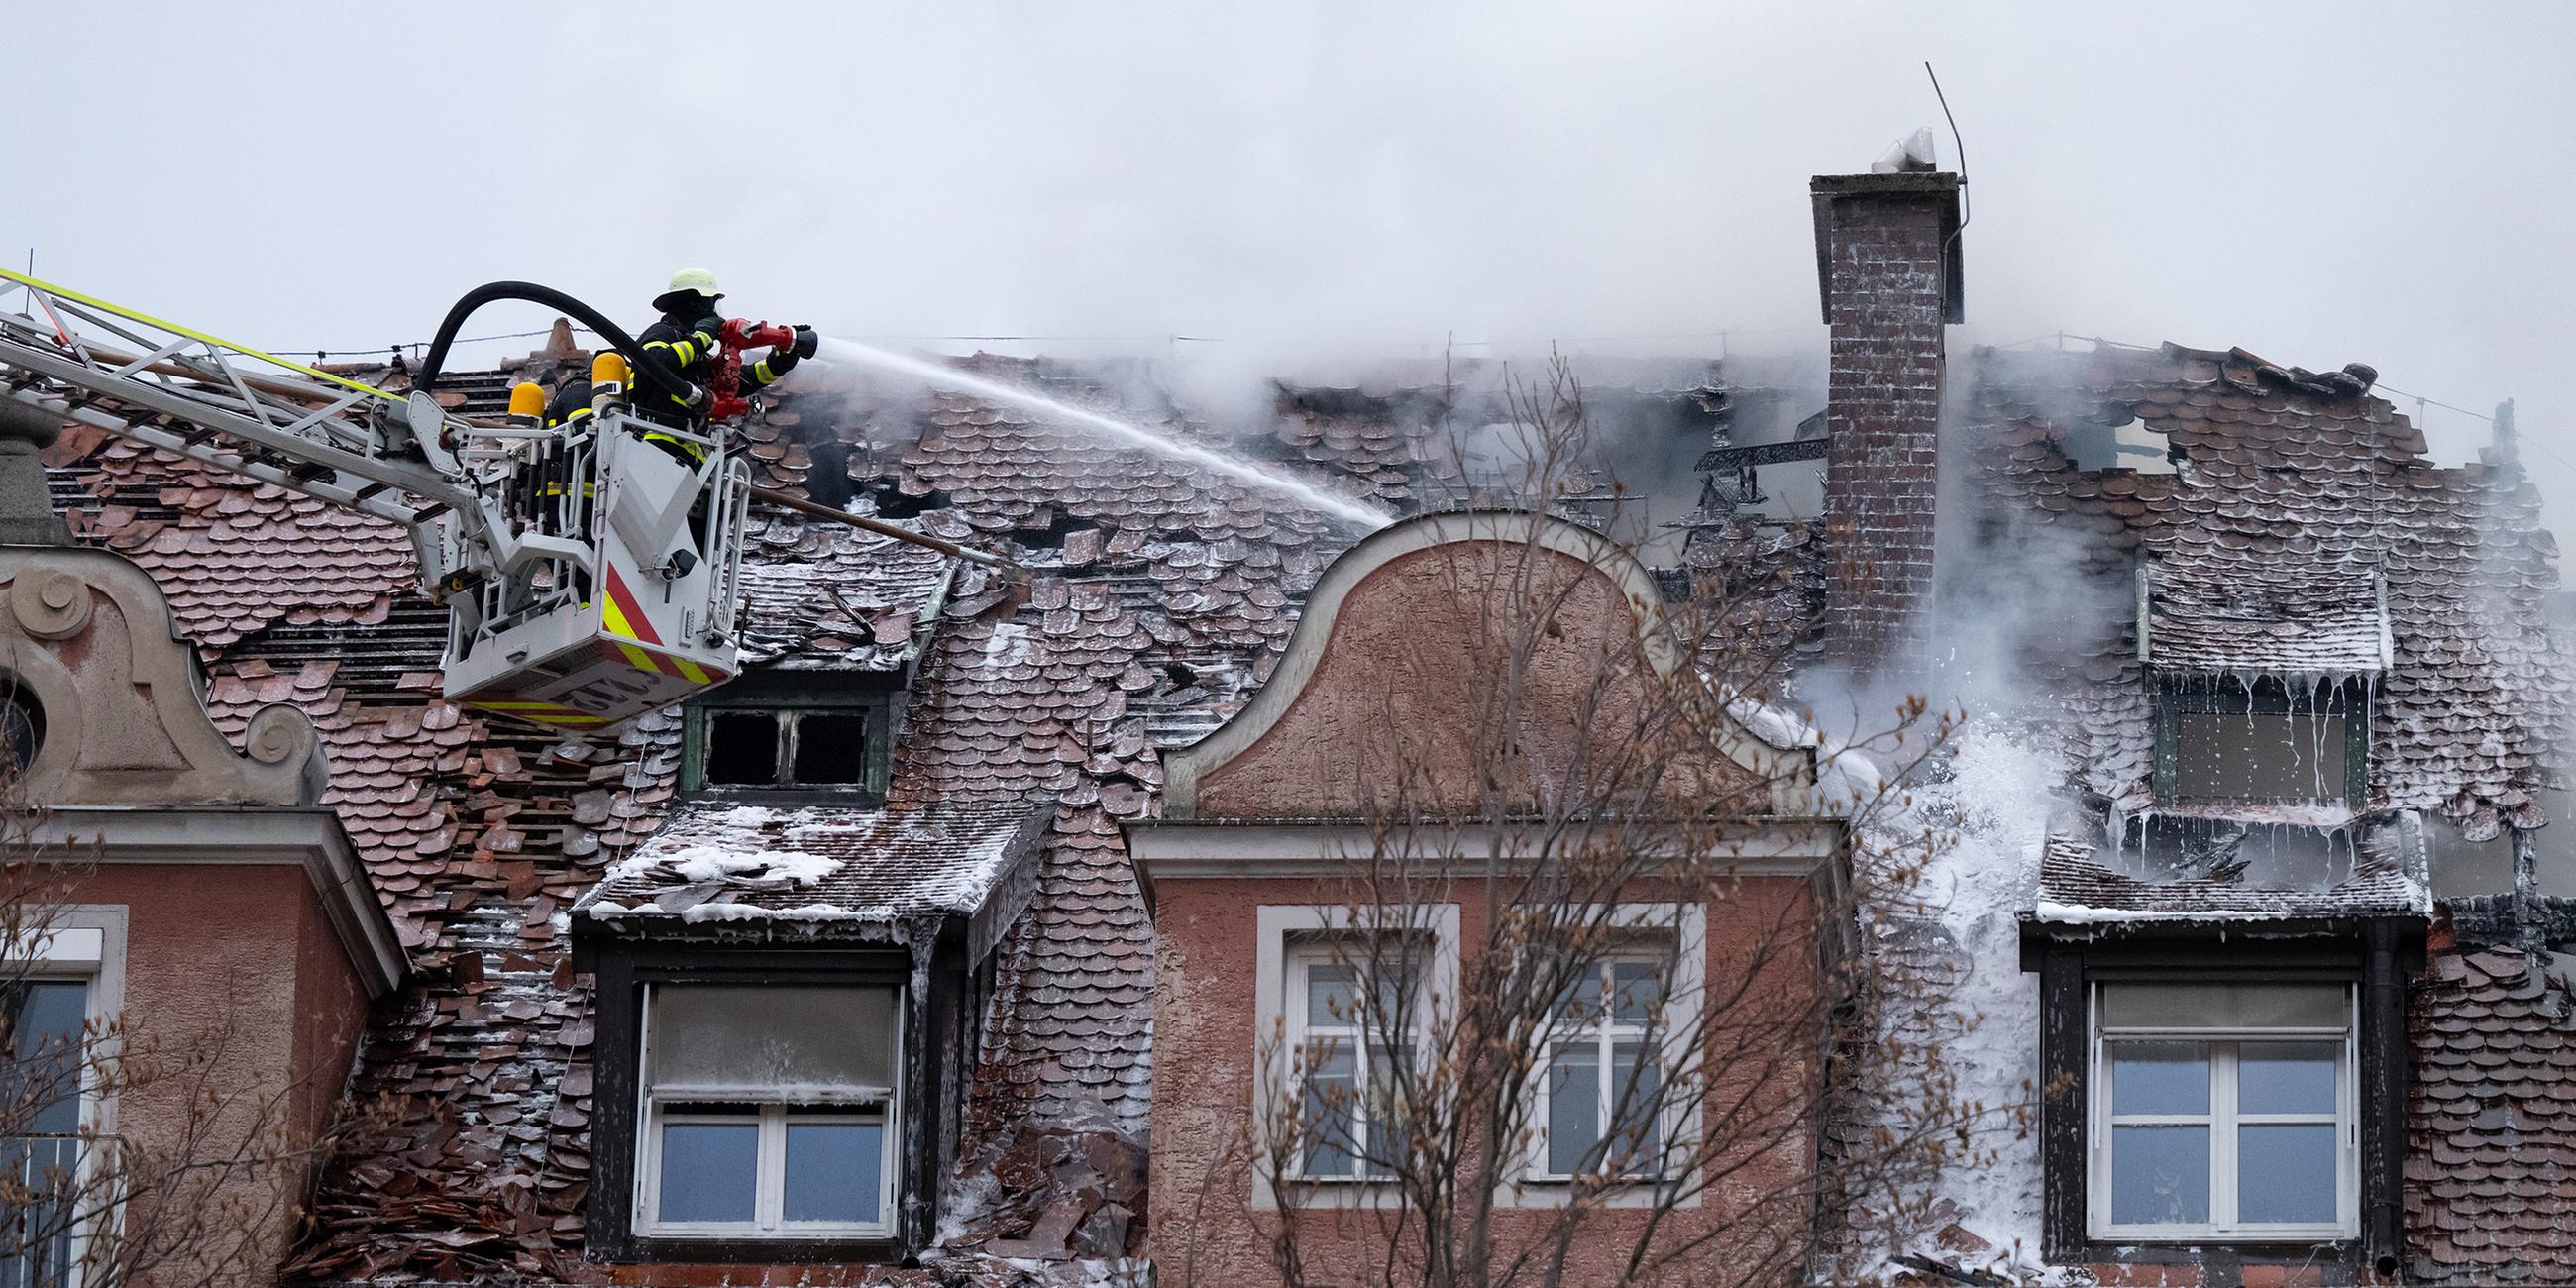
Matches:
[[413, 281, 692, 402]]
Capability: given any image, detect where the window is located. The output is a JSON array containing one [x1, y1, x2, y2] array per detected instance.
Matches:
[[1536, 953, 1672, 1180], [0, 980, 85, 1288], [1283, 939, 1420, 1181], [2091, 982, 2355, 1241], [2155, 676, 2366, 806], [699, 709, 870, 789], [637, 985, 900, 1239], [0, 686, 41, 778]]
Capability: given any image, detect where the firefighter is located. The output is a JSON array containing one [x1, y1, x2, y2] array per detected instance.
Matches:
[[632, 268, 817, 464]]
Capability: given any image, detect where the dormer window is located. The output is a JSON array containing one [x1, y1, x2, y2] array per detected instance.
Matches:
[[704, 709, 870, 787], [682, 674, 896, 801], [2154, 675, 2367, 807]]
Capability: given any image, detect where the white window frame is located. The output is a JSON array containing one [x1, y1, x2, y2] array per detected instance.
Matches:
[[2087, 981, 2358, 1243], [2, 907, 126, 1288], [1513, 903, 1704, 1203], [1252, 905, 1457, 1210], [631, 983, 901, 1240], [1281, 939, 1415, 1183]]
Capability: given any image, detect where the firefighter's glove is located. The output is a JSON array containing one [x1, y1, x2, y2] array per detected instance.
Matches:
[[791, 325, 819, 360]]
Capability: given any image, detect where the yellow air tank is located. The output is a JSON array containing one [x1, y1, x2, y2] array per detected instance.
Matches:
[[506, 380, 545, 424], [590, 351, 629, 413]]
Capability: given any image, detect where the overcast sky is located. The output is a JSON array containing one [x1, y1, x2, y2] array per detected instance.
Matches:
[[8, 3, 2574, 521]]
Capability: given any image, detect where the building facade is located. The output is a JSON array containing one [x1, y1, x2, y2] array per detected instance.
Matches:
[[4, 151, 2568, 1288]]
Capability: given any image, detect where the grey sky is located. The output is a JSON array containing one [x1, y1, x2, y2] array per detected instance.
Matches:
[[8, 3, 2573, 521]]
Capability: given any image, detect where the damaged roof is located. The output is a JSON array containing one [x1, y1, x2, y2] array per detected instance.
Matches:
[[54, 349, 1754, 1278], [2409, 944, 2576, 1284], [2029, 829, 2429, 925], [733, 515, 956, 671], [1965, 341, 2572, 842], [577, 799, 1049, 932], [41, 320, 2570, 1280]]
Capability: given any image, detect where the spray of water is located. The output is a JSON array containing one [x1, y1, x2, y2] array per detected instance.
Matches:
[[814, 337, 1392, 531]]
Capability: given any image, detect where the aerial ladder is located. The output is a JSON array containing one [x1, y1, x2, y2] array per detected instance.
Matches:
[[0, 269, 1018, 735]]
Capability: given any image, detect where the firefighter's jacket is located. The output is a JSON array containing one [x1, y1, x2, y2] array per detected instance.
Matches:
[[633, 313, 801, 458]]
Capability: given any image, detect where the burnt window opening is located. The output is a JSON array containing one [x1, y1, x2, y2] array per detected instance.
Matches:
[[2058, 411, 2181, 475], [704, 712, 781, 785], [792, 714, 869, 784], [2154, 675, 2368, 807], [699, 709, 869, 789], [687, 697, 889, 800]]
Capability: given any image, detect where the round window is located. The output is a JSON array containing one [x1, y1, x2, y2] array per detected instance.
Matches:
[[0, 688, 45, 778]]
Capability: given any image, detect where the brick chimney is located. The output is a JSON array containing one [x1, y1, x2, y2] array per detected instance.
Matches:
[[1811, 169, 1963, 676]]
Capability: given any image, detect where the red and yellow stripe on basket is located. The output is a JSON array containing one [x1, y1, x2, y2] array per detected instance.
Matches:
[[465, 699, 609, 729], [599, 565, 712, 685]]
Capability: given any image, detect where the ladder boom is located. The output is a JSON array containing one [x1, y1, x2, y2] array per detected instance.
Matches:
[[0, 269, 526, 593]]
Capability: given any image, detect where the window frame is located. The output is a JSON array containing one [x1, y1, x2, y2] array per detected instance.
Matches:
[[631, 982, 902, 1241], [679, 673, 900, 801], [1511, 904, 1705, 1200], [1279, 938, 1421, 1184], [1529, 948, 1680, 1184], [688, 705, 882, 793], [2086, 981, 2358, 1243], [1252, 906, 1458, 1210], [0, 908, 126, 1288], [2028, 929, 2415, 1272], [580, 942, 948, 1265], [2152, 673, 2369, 808]]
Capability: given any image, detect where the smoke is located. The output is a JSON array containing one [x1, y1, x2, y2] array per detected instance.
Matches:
[[9, 4, 2572, 530]]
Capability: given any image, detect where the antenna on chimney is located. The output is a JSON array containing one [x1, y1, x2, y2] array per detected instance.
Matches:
[[1924, 61, 1972, 255]]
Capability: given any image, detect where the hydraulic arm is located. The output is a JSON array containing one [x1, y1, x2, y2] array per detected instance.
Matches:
[[0, 269, 1014, 733]]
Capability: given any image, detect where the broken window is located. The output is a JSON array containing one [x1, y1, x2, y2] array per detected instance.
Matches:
[[2155, 676, 2367, 806], [691, 705, 876, 792], [2091, 982, 2355, 1240], [2059, 411, 2179, 475], [637, 984, 901, 1238]]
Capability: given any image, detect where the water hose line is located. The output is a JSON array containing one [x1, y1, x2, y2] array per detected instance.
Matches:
[[413, 281, 691, 403]]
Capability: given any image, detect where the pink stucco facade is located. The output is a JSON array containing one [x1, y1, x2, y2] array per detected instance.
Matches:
[[64, 861, 375, 1288], [1141, 516, 1834, 1286]]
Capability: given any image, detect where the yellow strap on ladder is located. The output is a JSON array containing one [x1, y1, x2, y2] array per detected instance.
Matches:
[[0, 266, 403, 404]]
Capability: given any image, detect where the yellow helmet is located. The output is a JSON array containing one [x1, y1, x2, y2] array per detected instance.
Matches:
[[653, 268, 722, 313]]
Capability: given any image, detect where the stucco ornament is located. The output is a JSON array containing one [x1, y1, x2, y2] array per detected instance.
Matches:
[[7, 559, 93, 639], [0, 546, 325, 806]]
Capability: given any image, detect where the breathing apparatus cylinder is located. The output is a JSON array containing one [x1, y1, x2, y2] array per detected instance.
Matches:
[[506, 381, 546, 425], [590, 352, 629, 415]]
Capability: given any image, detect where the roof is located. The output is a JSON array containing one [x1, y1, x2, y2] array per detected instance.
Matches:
[[2029, 829, 2429, 926], [2144, 558, 2390, 673], [1965, 342, 2572, 842], [2409, 945, 2576, 1283], [734, 515, 956, 671], [577, 799, 1049, 934]]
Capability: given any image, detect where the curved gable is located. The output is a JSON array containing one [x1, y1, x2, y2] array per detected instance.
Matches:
[[0, 547, 326, 806], [1165, 511, 1810, 821]]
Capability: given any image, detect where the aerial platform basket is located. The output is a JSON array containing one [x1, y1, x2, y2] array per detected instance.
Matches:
[[444, 412, 751, 733]]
